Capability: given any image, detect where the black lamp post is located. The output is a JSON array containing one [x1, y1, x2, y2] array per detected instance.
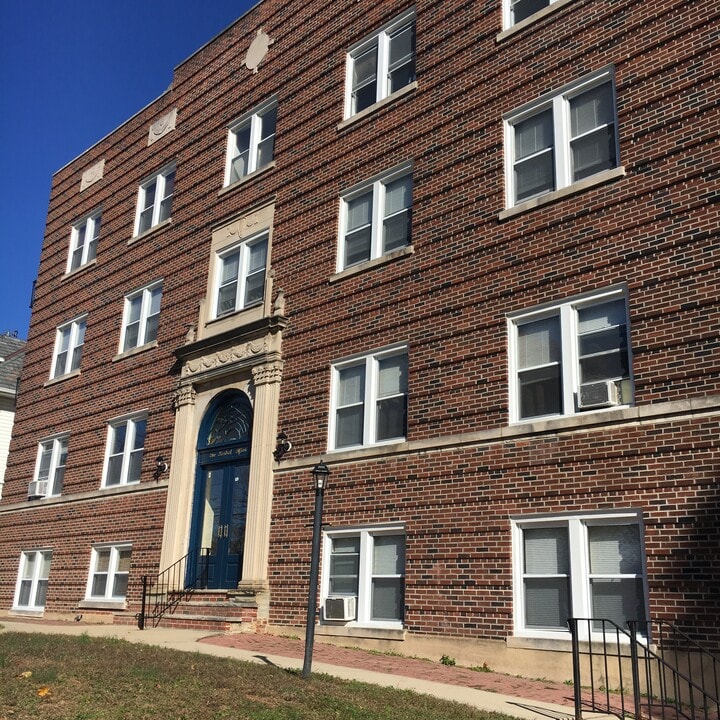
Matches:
[[302, 460, 330, 678]]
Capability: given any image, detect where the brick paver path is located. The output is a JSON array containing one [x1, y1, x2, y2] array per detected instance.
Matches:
[[201, 632, 580, 711]]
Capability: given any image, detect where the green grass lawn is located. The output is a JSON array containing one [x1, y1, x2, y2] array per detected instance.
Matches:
[[0, 631, 513, 720]]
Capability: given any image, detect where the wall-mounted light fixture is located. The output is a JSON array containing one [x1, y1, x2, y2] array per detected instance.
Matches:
[[273, 431, 292, 461], [154, 456, 169, 480]]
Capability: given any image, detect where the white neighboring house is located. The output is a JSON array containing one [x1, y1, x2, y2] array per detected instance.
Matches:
[[0, 334, 26, 499]]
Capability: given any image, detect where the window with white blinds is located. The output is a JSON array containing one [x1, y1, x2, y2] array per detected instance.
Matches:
[[505, 69, 619, 208], [522, 526, 570, 629], [339, 166, 413, 271], [330, 346, 408, 450], [508, 287, 632, 422], [323, 527, 405, 628], [513, 513, 647, 637]]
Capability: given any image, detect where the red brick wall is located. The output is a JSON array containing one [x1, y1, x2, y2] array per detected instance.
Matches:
[[272, 415, 720, 641], [1, 0, 718, 648]]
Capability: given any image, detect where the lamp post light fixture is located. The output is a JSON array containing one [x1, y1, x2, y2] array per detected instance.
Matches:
[[302, 460, 330, 678]]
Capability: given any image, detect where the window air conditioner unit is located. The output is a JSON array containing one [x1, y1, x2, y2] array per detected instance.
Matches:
[[27, 480, 48, 498], [578, 380, 619, 409], [324, 596, 357, 621]]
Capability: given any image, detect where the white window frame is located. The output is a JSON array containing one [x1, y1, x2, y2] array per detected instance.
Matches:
[[67, 210, 101, 272], [119, 281, 163, 353], [504, 68, 619, 208], [507, 286, 632, 423], [338, 165, 413, 271], [13, 550, 52, 612], [134, 164, 175, 236], [223, 99, 277, 186], [101, 414, 147, 488], [328, 345, 409, 451], [50, 315, 87, 379], [85, 543, 132, 602], [212, 231, 269, 319], [344, 10, 416, 120], [32, 435, 69, 497], [503, 0, 563, 30], [511, 511, 649, 640], [321, 525, 405, 630]]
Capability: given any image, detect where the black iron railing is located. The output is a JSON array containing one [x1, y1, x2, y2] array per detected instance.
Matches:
[[569, 618, 720, 720], [137, 548, 210, 629]]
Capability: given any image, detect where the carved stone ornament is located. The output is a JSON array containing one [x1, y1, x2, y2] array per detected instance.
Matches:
[[251, 362, 283, 386], [273, 289, 285, 316], [244, 29, 274, 73], [80, 160, 105, 191], [219, 214, 261, 245], [173, 385, 197, 409], [184, 341, 267, 377], [148, 108, 178, 146]]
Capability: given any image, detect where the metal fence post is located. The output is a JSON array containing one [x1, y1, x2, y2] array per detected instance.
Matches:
[[138, 575, 147, 630], [569, 618, 583, 720], [629, 621, 643, 720]]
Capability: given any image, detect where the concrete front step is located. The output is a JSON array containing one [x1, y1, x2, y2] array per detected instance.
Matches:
[[122, 590, 259, 632]]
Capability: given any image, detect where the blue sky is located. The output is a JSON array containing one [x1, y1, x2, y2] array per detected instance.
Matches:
[[0, 0, 255, 340]]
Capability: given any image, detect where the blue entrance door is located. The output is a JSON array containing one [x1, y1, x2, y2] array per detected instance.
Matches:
[[191, 391, 253, 590], [199, 461, 249, 589]]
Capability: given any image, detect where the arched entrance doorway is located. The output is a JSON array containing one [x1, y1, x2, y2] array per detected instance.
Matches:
[[189, 391, 252, 590]]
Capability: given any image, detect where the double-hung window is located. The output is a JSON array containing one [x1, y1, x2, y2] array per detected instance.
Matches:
[[323, 526, 405, 627], [214, 232, 268, 318], [13, 550, 52, 611], [86, 544, 131, 601], [103, 415, 146, 487], [51, 316, 87, 379], [508, 287, 632, 422], [135, 165, 175, 235], [68, 211, 100, 272], [504, 0, 560, 28], [505, 69, 619, 207], [512, 512, 647, 636], [31, 436, 68, 497], [339, 166, 412, 270], [330, 346, 408, 450], [120, 283, 162, 352], [224, 100, 277, 185], [345, 11, 416, 119]]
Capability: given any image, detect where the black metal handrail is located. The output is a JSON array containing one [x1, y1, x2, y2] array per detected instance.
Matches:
[[568, 618, 720, 720], [137, 547, 210, 629]]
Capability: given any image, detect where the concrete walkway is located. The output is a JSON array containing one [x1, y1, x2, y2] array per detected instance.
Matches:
[[0, 619, 599, 720]]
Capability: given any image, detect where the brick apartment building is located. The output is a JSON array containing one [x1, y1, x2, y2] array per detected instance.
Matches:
[[1, 0, 718, 678]]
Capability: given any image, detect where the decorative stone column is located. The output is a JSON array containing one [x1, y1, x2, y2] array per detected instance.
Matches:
[[158, 382, 197, 578], [237, 358, 283, 596]]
